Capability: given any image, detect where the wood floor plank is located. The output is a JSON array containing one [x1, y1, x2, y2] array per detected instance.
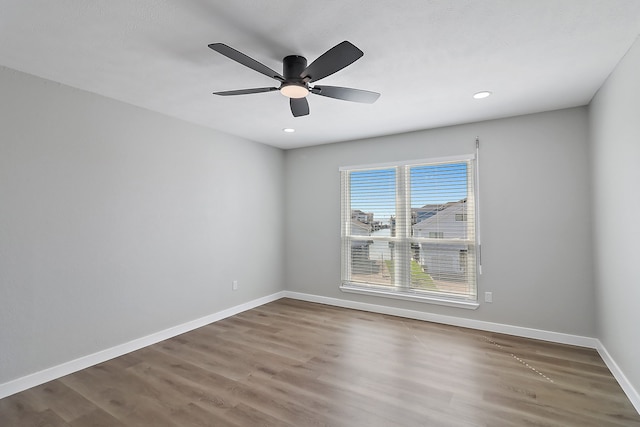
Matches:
[[0, 393, 69, 427], [223, 402, 297, 427], [126, 350, 240, 413], [20, 379, 96, 423], [163, 402, 241, 427], [68, 407, 127, 427], [2, 298, 639, 426], [60, 362, 183, 426]]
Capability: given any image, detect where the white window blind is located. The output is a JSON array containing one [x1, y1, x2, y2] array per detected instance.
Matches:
[[341, 156, 477, 304]]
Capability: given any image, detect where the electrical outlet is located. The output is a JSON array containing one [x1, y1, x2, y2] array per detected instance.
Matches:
[[484, 292, 493, 303], [232, 280, 238, 291]]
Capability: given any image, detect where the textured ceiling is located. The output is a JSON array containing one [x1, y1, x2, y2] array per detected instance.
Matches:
[[1, 1, 640, 149]]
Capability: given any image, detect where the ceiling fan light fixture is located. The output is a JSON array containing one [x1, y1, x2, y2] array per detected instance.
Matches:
[[280, 83, 309, 99]]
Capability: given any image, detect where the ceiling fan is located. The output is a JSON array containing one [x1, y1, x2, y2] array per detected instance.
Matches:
[[208, 41, 380, 117]]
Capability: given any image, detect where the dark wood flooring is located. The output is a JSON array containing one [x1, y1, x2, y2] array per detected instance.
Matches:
[[1, 298, 639, 426]]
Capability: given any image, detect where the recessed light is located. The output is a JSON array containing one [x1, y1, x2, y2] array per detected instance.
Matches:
[[283, 128, 295, 133], [473, 91, 492, 99]]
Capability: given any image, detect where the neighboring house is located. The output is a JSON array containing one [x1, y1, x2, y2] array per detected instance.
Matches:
[[351, 218, 372, 236], [350, 219, 373, 273], [411, 204, 441, 225], [412, 199, 470, 281], [390, 204, 441, 237], [351, 209, 373, 224]]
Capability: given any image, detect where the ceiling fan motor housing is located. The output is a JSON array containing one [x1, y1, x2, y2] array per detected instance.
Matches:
[[281, 55, 309, 96], [283, 55, 307, 80]]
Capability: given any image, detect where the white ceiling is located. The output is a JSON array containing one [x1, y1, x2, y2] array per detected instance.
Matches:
[[1, 1, 640, 149]]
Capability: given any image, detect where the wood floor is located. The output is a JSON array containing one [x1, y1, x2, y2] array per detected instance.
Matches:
[[1, 298, 639, 426]]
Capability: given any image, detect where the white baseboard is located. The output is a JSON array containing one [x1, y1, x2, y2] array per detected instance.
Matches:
[[0, 291, 286, 400], [596, 340, 640, 414], [283, 291, 598, 348]]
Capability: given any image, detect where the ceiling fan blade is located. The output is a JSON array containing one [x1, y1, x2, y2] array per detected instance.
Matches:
[[213, 87, 278, 96], [209, 43, 284, 82], [290, 98, 309, 117], [311, 86, 380, 103], [300, 41, 363, 83]]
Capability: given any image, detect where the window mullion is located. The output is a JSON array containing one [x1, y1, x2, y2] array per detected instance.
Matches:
[[395, 166, 411, 289], [341, 171, 352, 283]]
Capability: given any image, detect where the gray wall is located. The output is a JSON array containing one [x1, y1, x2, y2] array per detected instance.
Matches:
[[285, 107, 596, 337], [589, 37, 640, 393], [0, 67, 285, 384]]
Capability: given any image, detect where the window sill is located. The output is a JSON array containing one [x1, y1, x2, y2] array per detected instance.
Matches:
[[340, 284, 479, 310]]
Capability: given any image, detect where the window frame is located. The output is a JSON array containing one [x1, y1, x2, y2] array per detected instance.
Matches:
[[340, 154, 480, 310]]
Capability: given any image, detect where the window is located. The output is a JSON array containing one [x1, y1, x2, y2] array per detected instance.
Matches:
[[340, 155, 478, 308]]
